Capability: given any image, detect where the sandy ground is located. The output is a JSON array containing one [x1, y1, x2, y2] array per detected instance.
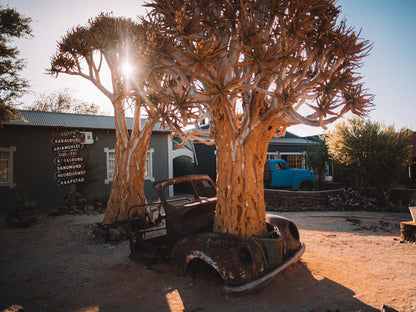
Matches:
[[0, 210, 415, 312]]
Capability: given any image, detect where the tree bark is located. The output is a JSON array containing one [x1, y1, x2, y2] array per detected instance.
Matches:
[[213, 120, 273, 237], [102, 104, 155, 224], [102, 141, 149, 224]]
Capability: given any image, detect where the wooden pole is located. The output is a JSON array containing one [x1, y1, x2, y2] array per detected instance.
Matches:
[[400, 221, 416, 242]]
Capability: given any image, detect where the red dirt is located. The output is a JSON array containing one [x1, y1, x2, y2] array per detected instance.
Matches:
[[1, 211, 415, 312]]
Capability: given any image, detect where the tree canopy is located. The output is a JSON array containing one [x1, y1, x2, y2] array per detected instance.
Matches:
[[0, 6, 32, 124], [146, 0, 374, 236], [326, 117, 411, 197], [49, 13, 200, 223], [147, 0, 374, 137]]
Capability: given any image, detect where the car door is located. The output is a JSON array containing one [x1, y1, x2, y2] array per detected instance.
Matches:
[[271, 162, 292, 187]]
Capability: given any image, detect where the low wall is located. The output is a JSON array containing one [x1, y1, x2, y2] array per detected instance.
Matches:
[[265, 187, 416, 212], [264, 188, 343, 212]]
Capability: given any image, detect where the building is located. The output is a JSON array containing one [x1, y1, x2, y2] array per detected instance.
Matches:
[[0, 110, 192, 211]]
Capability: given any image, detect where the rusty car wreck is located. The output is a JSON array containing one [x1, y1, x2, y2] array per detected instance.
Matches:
[[125, 175, 305, 293]]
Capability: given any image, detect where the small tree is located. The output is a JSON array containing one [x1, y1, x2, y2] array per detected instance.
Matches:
[[26, 88, 103, 114], [305, 135, 330, 186], [0, 6, 31, 124], [326, 117, 411, 199], [148, 0, 373, 237]]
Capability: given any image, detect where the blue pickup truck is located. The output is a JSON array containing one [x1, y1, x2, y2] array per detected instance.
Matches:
[[264, 159, 316, 191]]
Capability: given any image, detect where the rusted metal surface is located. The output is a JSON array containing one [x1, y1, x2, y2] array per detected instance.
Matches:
[[154, 175, 217, 247], [222, 243, 306, 294], [171, 232, 267, 286], [266, 215, 302, 259], [171, 215, 301, 287], [127, 174, 305, 293]]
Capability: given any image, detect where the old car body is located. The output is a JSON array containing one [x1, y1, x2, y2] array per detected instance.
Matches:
[[127, 175, 305, 293]]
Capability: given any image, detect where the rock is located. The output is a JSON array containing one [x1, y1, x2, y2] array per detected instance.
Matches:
[[83, 205, 95, 212], [116, 225, 128, 235], [107, 228, 122, 242], [379, 226, 391, 233], [346, 217, 361, 225], [361, 224, 373, 230], [380, 304, 399, 312], [379, 220, 390, 227]]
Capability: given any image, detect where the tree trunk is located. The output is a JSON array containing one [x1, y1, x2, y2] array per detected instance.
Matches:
[[213, 122, 273, 237], [102, 113, 155, 224]]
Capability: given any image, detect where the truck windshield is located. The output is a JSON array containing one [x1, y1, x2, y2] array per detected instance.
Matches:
[[276, 162, 288, 170]]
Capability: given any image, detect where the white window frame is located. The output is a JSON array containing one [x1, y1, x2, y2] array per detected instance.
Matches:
[[104, 148, 155, 184], [0, 146, 16, 188], [266, 151, 306, 169], [104, 147, 115, 184], [145, 148, 155, 182]]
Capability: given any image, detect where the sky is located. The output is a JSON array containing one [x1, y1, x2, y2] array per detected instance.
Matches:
[[3, 0, 416, 136]]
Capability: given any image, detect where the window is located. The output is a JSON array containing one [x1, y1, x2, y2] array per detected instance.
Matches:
[[286, 154, 303, 169], [104, 148, 115, 184], [145, 148, 154, 181], [275, 162, 288, 170], [0, 146, 16, 188], [104, 148, 154, 184]]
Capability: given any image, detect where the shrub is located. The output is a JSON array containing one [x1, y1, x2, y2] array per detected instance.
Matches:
[[328, 188, 376, 211]]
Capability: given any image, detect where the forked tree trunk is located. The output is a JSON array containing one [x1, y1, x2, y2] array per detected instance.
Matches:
[[102, 144, 147, 224], [102, 114, 155, 224], [213, 122, 274, 237]]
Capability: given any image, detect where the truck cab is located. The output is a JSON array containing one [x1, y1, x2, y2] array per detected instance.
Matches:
[[264, 159, 316, 190]]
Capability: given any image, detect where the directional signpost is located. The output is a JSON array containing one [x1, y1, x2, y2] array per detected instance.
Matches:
[[51, 130, 86, 186]]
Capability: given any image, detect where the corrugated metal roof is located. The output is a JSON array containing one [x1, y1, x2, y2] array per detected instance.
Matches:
[[269, 136, 317, 145], [9, 110, 169, 132]]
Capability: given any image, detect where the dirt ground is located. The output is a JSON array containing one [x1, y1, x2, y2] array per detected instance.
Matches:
[[1, 210, 415, 312]]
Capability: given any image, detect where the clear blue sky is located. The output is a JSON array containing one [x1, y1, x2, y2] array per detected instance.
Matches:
[[4, 0, 416, 136]]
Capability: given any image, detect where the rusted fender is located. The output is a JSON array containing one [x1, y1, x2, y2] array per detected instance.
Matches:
[[170, 232, 268, 286], [222, 243, 306, 294], [266, 214, 302, 258]]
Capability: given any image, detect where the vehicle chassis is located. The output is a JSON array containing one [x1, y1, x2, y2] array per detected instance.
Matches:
[[124, 175, 305, 294]]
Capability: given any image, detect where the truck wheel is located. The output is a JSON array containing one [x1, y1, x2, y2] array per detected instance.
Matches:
[[299, 181, 313, 191]]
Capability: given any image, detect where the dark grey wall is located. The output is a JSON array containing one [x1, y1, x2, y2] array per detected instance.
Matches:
[[193, 143, 217, 181], [0, 125, 170, 211], [145, 132, 170, 201]]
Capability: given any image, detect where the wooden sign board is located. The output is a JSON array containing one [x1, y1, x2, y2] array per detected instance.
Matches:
[[51, 130, 88, 186]]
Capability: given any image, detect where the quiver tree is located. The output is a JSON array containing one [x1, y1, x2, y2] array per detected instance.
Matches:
[[50, 14, 198, 224], [148, 0, 374, 237]]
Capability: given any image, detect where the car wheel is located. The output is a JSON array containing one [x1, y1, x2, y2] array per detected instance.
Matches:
[[299, 181, 313, 191]]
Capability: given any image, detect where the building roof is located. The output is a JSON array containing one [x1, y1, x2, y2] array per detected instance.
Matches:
[[9, 110, 170, 132], [269, 135, 318, 145], [190, 123, 316, 144]]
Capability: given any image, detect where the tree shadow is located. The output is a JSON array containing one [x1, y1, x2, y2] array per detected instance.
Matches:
[[153, 261, 379, 312]]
